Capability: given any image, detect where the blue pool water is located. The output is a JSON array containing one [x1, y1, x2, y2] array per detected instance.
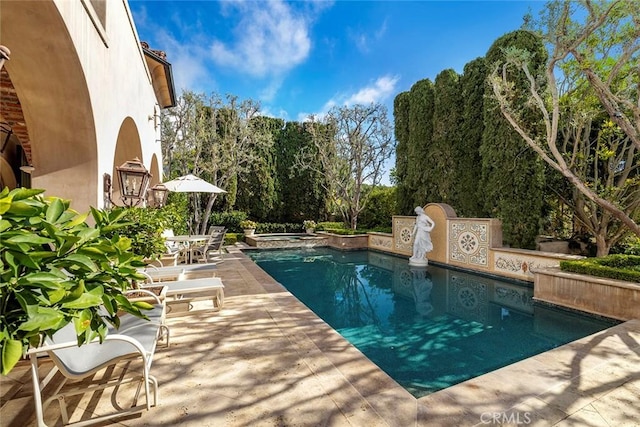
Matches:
[[246, 247, 618, 398]]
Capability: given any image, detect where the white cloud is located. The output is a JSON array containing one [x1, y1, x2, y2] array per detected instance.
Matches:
[[259, 78, 283, 103], [349, 18, 388, 53], [321, 75, 400, 112], [210, 1, 312, 78], [296, 75, 399, 122], [143, 26, 213, 94]]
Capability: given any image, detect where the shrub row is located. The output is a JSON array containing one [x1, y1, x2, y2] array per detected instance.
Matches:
[[255, 223, 304, 234], [316, 221, 346, 231], [224, 233, 239, 246], [322, 228, 358, 235], [559, 254, 640, 283]]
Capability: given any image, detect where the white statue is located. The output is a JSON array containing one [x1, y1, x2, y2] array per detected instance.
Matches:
[[409, 206, 435, 266]]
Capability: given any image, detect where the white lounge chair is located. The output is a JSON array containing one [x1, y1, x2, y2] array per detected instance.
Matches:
[[140, 263, 219, 282], [141, 277, 224, 317], [27, 290, 168, 426]]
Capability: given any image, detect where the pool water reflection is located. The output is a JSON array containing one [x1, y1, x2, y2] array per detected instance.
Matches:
[[246, 247, 618, 398]]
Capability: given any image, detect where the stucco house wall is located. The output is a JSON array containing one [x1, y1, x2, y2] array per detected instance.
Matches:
[[0, 0, 167, 211]]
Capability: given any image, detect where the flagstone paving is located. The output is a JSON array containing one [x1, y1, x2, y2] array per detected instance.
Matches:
[[1, 246, 639, 426]]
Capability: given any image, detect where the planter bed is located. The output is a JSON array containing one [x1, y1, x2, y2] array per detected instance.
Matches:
[[533, 267, 640, 321]]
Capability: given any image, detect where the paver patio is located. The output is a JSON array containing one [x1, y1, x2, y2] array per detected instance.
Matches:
[[1, 246, 639, 426]]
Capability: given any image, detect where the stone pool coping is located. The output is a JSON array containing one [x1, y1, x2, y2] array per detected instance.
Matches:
[[2, 247, 638, 426]]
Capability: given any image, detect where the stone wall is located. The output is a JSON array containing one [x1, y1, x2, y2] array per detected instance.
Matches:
[[534, 268, 640, 321], [317, 232, 369, 250], [382, 203, 581, 282]]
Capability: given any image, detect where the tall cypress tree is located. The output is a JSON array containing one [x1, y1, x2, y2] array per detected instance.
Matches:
[[407, 79, 436, 210], [432, 69, 462, 206], [457, 57, 487, 217], [394, 91, 413, 215], [481, 30, 547, 248]]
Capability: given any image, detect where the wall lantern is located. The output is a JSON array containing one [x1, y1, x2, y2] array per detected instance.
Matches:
[[115, 157, 151, 207], [147, 183, 168, 208]]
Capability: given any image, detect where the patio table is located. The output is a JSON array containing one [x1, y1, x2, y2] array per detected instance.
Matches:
[[165, 235, 209, 264]]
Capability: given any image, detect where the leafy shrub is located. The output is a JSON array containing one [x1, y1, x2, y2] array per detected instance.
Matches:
[[208, 210, 248, 233], [240, 219, 257, 229], [358, 186, 397, 229], [256, 222, 303, 233], [0, 188, 150, 375], [100, 205, 187, 260], [224, 233, 239, 246], [366, 226, 393, 233], [316, 221, 347, 231], [559, 255, 640, 283], [611, 235, 640, 255], [323, 228, 359, 235]]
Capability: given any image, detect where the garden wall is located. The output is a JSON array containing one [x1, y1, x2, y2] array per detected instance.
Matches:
[[380, 203, 579, 282], [534, 268, 640, 321]]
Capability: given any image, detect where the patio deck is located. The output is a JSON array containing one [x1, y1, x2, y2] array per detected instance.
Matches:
[[1, 246, 639, 426]]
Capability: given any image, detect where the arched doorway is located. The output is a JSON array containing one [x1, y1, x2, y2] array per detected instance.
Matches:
[[110, 117, 143, 205]]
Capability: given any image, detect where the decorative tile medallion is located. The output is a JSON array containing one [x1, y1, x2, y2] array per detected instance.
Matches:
[[449, 221, 489, 267], [393, 217, 416, 254]]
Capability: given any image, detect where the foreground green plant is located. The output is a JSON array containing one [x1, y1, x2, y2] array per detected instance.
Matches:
[[104, 205, 186, 260], [0, 188, 149, 375]]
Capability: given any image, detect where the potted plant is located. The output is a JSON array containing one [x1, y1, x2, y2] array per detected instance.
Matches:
[[240, 219, 257, 236], [303, 220, 317, 234], [0, 188, 153, 375]]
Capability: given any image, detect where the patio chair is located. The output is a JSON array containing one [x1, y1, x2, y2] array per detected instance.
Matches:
[[207, 225, 226, 234], [161, 229, 187, 264], [27, 290, 168, 426], [192, 228, 226, 264], [140, 263, 218, 283]]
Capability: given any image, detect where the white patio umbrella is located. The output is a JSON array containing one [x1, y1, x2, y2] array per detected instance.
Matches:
[[162, 174, 226, 193]]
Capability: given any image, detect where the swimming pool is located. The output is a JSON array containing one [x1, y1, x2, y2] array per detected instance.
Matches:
[[246, 247, 618, 398]]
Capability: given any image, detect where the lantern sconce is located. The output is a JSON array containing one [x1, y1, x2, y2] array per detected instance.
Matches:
[[104, 157, 151, 208], [147, 183, 168, 208]]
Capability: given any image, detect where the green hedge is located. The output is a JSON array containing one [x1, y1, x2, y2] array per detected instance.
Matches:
[[323, 228, 357, 235], [224, 233, 239, 246], [256, 223, 303, 234], [559, 254, 640, 283], [316, 221, 347, 231]]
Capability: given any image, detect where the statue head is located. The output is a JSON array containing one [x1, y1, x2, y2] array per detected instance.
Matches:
[[414, 206, 424, 215]]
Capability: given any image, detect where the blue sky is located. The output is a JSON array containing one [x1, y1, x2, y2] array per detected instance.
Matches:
[[130, 0, 546, 182]]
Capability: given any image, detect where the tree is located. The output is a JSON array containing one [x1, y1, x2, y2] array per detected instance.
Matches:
[[432, 69, 463, 206], [298, 103, 395, 229], [457, 57, 487, 217], [482, 30, 547, 249], [235, 116, 281, 222], [393, 91, 413, 215], [490, 0, 640, 255], [274, 121, 329, 223], [406, 79, 436, 209], [161, 91, 274, 234]]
